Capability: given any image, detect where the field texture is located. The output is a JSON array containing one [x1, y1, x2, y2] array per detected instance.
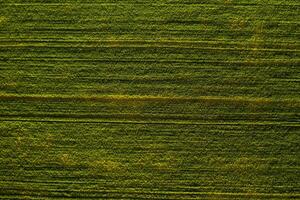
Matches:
[[0, 0, 300, 199]]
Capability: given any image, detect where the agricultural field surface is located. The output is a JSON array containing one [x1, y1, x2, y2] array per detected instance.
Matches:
[[0, 0, 299, 199]]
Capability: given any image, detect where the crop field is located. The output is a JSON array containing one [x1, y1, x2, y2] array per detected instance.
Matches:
[[0, 0, 299, 199]]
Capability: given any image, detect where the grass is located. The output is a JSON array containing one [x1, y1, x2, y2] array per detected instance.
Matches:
[[0, 0, 299, 199]]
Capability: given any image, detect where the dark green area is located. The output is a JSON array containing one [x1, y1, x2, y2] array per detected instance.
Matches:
[[0, 0, 299, 199]]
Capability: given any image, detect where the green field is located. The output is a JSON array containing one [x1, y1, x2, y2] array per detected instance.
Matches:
[[0, 0, 299, 199]]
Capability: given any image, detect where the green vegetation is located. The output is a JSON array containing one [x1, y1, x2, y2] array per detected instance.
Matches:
[[0, 0, 299, 199]]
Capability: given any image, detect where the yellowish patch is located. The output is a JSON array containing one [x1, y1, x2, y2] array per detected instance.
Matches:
[[45, 133, 54, 148], [106, 36, 121, 47], [60, 154, 75, 166], [224, 0, 232, 5], [0, 16, 7, 24], [138, 152, 179, 172], [253, 21, 264, 35], [38, 133, 54, 149], [63, 4, 74, 12], [152, 162, 170, 171], [15, 136, 22, 149], [225, 157, 268, 174], [231, 18, 247, 30], [0, 82, 17, 88], [90, 159, 122, 172]]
